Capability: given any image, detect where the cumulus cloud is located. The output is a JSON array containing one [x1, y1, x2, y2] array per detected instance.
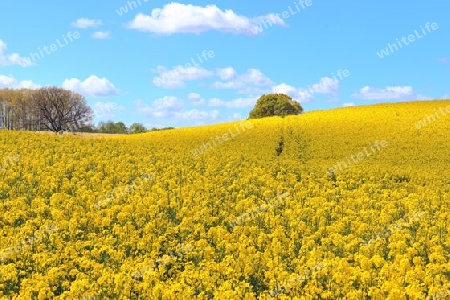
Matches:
[[208, 97, 256, 108], [135, 97, 184, 118], [216, 67, 237, 80], [152, 66, 340, 101], [135, 97, 219, 124], [126, 2, 285, 35], [71, 18, 102, 28], [92, 31, 111, 39], [173, 109, 219, 121], [0, 40, 33, 67], [309, 77, 339, 94], [93, 102, 122, 120], [296, 89, 314, 103], [153, 65, 213, 88], [272, 83, 297, 97], [343, 102, 356, 107], [212, 68, 273, 94], [62, 75, 118, 97], [352, 86, 426, 101], [271, 77, 340, 103], [0, 74, 40, 89], [187, 93, 205, 105]]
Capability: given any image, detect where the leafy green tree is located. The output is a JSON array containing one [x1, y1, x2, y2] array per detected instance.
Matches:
[[248, 93, 303, 119], [98, 121, 128, 134], [149, 127, 175, 132], [77, 123, 96, 133], [129, 123, 147, 134], [115, 122, 128, 134], [98, 121, 113, 134]]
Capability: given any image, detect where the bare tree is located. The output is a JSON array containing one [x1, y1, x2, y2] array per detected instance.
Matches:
[[32, 87, 93, 133]]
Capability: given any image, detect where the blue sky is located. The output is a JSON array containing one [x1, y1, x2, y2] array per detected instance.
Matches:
[[0, 0, 448, 128]]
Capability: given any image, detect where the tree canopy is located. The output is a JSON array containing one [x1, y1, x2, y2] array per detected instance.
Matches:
[[32, 87, 93, 132], [248, 93, 303, 119], [98, 121, 128, 134], [129, 123, 147, 134]]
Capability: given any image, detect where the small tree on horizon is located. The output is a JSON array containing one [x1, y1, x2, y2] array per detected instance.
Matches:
[[248, 93, 303, 119], [129, 123, 147, 134], [98, 121, 128, 134]]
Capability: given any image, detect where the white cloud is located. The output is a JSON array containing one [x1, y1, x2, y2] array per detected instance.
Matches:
[[272, 83, 297, 97], [153, 65, 213, 88], [208, 97, 256, 108], [71, 18, 102, 28], [415, 94, 433, 100], [343, 102, 356, 107], [297, 89, 314, 103], [0, 40, 33, 67], [135, 97, 184, 118], [443, 94, 450, 99], [93, 102, 122, 120], [216, 67, 237, 80], [0, 74, 40, 89], [0, 75, 18, 87], [212, 68, 273, 94], [187, 92, 201, 99], [62, 75, 118, 97], [135, 97, 218, 124], [231, 113, 243, 120], [352, 86, 420, 100], [270, 77, 340, 103], [309, 77, 339, 94], [173, 109, 219, 121], [187, 93, 205, 105], [92, 31, 111, 39], [126, 2, 285, 35]]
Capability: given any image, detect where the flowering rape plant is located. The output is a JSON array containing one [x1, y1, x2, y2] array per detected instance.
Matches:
[[0, 100, 449, 298]]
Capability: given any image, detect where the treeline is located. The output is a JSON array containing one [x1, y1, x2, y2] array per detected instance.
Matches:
[[0, 88, 35, 130], [95, 121, 174, 134], [0, 87, 92, 132], [0, 87, 172, 134]]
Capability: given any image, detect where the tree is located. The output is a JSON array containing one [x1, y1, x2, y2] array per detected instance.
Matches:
[[0, 88, 31, 130], [77, 123, 96, 133], [115, 122, 128, 134], [98, 121, 128, 134], [31, 87, 93, 133], [129, 123, 147, 134], [149, 127, 175, 132], [248, 93, 303, 119], [98, 121, 115, 134]]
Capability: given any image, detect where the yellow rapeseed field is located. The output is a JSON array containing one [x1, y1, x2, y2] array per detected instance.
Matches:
[[0, 100, 449, 299]]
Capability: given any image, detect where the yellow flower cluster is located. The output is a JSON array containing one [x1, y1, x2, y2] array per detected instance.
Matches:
[[0, 100, 449, 299]]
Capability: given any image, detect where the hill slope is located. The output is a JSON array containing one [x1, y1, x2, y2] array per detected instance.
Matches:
[[0, 100, 449, 299]]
